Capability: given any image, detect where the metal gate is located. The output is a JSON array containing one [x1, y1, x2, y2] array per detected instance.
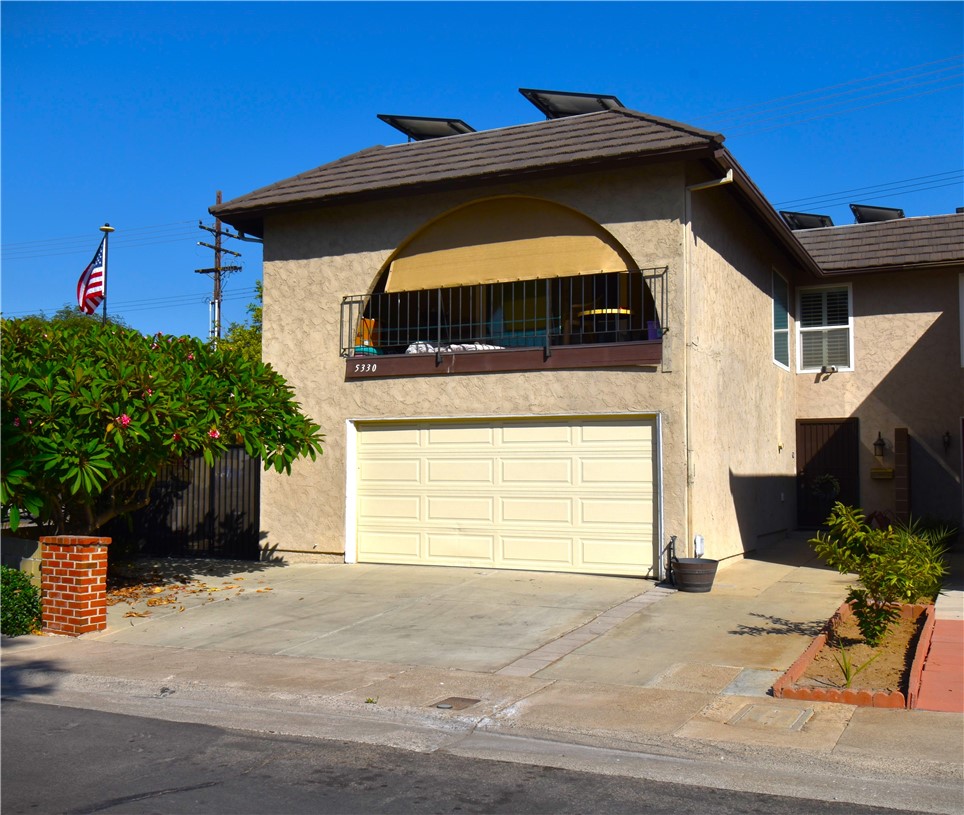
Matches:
[[110, 447, 261, 559], [796, 418, 859, 528]]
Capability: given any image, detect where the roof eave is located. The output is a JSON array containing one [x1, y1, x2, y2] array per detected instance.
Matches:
[[710, 148, 824, 278], [818, 259, 964, 276], [212, 141, 722, 238]]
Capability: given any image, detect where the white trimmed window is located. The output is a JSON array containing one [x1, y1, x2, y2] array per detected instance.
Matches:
[[772, 270, 790, 369], [797, 284, 853, 372]]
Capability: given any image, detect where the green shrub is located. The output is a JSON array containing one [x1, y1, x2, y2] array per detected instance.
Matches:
[[811, 503, 949, 647], [1, 565, 42, 636]]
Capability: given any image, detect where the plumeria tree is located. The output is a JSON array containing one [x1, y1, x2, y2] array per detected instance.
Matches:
[[1, 316, 324, 534]]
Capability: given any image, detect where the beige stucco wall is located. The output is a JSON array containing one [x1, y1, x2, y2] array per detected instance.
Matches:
[[259, 166, 690, 561], [796, 267, 963, 524], [256, 162, 821, 567], [684, 190, 801, 561]]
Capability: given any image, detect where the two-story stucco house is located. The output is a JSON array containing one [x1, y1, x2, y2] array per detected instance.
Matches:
[[212, 98, 963, 577]]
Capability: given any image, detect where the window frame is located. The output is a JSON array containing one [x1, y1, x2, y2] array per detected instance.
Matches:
[[796, 283, 854, 373], [772, 269, 791, 370]]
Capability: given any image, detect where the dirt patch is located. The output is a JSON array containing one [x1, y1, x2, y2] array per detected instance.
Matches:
[[796, 612, 925, 694]]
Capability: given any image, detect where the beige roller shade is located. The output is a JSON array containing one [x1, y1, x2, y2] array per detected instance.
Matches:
[[385, 197, 636, 292]]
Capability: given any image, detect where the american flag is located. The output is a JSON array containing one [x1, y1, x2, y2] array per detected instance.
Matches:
[[77, 236, 107, 315]]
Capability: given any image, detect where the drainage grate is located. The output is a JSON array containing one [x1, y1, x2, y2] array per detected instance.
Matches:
[[728, 704, 813, 731], [431, 696, 480, 711]]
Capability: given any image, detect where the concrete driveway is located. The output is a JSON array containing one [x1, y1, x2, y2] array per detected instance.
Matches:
[[100, 535, 851, 687]]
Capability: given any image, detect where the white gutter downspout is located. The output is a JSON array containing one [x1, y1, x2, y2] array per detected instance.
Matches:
[[682, 169, 734, 556]]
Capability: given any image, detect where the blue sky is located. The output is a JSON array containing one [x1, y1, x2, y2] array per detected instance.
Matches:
[[2, 1, 961, 339]]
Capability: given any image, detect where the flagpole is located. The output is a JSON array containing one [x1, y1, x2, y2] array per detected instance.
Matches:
[[99, 223, 114, 325]]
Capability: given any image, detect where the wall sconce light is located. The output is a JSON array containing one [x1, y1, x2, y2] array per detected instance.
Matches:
[[943, 431, 952, 453], [873, 432, 887, 461]]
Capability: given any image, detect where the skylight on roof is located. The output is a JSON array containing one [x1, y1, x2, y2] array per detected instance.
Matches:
[[850, 204, 904, 223], [780, 211, 834, 230], [519, 88, 624, 119], [376, 114, 476, 141]]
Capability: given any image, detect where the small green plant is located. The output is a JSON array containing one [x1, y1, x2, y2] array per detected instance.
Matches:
[[365, 697, 378, 704], [811, 503, 950, 647], [1, 565, 42, 636], [831, 642, 879, 688]]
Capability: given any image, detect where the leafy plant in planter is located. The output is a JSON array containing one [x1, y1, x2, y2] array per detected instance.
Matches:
[[811, 503, 950, 647], [1, 316, 324, 536]]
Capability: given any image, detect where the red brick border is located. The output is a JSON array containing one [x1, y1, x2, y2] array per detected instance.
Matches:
[[772, 602, 934, 709], [40, 536, 111, 636]]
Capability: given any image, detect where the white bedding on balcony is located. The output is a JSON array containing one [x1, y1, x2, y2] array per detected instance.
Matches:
[[405, 341, 505, 354]]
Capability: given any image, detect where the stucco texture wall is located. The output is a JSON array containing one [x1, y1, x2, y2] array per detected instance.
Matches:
[[259, 167, 689, 560], [796, 267, 963, 525], [685, 190, 801, 561]]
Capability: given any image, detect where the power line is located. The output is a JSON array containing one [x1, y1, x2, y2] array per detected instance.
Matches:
[[725, 82, 963, 138], [775, 170, 964, 208], [706, 55, 962, 120], [1, 286, 259, 319]]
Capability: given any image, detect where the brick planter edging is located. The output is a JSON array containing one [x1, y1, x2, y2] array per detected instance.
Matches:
[[40, 535, 111, 637], [771, 601, 935, 709]]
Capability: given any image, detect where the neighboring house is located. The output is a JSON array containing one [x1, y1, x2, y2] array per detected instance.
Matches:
[[212, 98, 963, 576], [790, 214, 964, 527]]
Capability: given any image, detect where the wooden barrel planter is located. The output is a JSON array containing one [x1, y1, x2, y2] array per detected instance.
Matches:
[[672, 557, 719, 593]]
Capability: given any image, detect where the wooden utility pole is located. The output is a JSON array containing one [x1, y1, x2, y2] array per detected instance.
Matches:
[[196, 190, 241, 345]]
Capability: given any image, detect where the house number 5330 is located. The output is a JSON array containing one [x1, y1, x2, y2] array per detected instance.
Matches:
[[353, 362, 377, 373]]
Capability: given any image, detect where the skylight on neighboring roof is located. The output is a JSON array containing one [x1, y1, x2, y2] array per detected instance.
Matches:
[[519, 88, 624, 119], [850, 203, 904, 223], [780, 211, 835, 230], [376, 114, 476, 141]]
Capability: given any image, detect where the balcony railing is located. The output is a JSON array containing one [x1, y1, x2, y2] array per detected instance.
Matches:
[[341, 268, 667, 360]]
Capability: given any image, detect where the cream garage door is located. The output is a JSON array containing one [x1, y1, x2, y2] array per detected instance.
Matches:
[[355, 417, 657, 577]]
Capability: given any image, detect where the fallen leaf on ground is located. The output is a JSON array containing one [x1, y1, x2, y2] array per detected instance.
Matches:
[[124, 611, 150, 618]]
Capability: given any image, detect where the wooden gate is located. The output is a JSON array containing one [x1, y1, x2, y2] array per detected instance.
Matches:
[[109, 447, 261, 560], [796, 418, 859, 528]]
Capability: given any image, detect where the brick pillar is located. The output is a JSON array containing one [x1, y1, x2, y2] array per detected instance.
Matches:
[[40, 536, 111, 636]]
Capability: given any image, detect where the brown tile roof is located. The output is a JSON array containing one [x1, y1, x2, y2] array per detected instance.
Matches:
[[793, 213, 964, 273], [213, 109, 724, 233]]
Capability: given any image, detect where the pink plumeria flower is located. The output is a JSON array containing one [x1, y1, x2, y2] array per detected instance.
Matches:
[[172, 432, 182, 442], [116, 414, 131, 428], [145, 389, 153, 396], [208, 428, 220, 439], [187, 353, 195, 361], [13, 417, 21, 427]]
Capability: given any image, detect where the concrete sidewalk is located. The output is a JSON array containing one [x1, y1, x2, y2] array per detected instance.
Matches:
[[3, 535, 962, 814]]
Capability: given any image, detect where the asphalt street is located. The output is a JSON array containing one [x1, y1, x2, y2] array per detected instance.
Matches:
[[1, 700, 935, 815]]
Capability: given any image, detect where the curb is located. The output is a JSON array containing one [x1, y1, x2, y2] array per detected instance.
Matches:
[[772, 602, 934, 709]]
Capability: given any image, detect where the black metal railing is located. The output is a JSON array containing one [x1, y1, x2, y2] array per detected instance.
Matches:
[[341, 268, 666, 358]]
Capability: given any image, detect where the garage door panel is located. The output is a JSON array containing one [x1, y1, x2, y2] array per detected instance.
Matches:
[[502, 497, 572, 524], [359, 531, 421, 558], [582, 536, 654, 567], [359, 458, 420, 484], [359, 426, 421, 447], [356, 417, 657, 576], [501, 458, 572, 484], [427, 533, 495, 560], [581, 422, 652, 444], [502, 535, 573, 565], [503, 424, 572, 444], [581, 457, 651, 485], [358, 495, 421, 522], [427, 425, 494, 446], [426, 495, 494, 522], [581, 497, 651, 526], [427, 458, 495, 484]]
